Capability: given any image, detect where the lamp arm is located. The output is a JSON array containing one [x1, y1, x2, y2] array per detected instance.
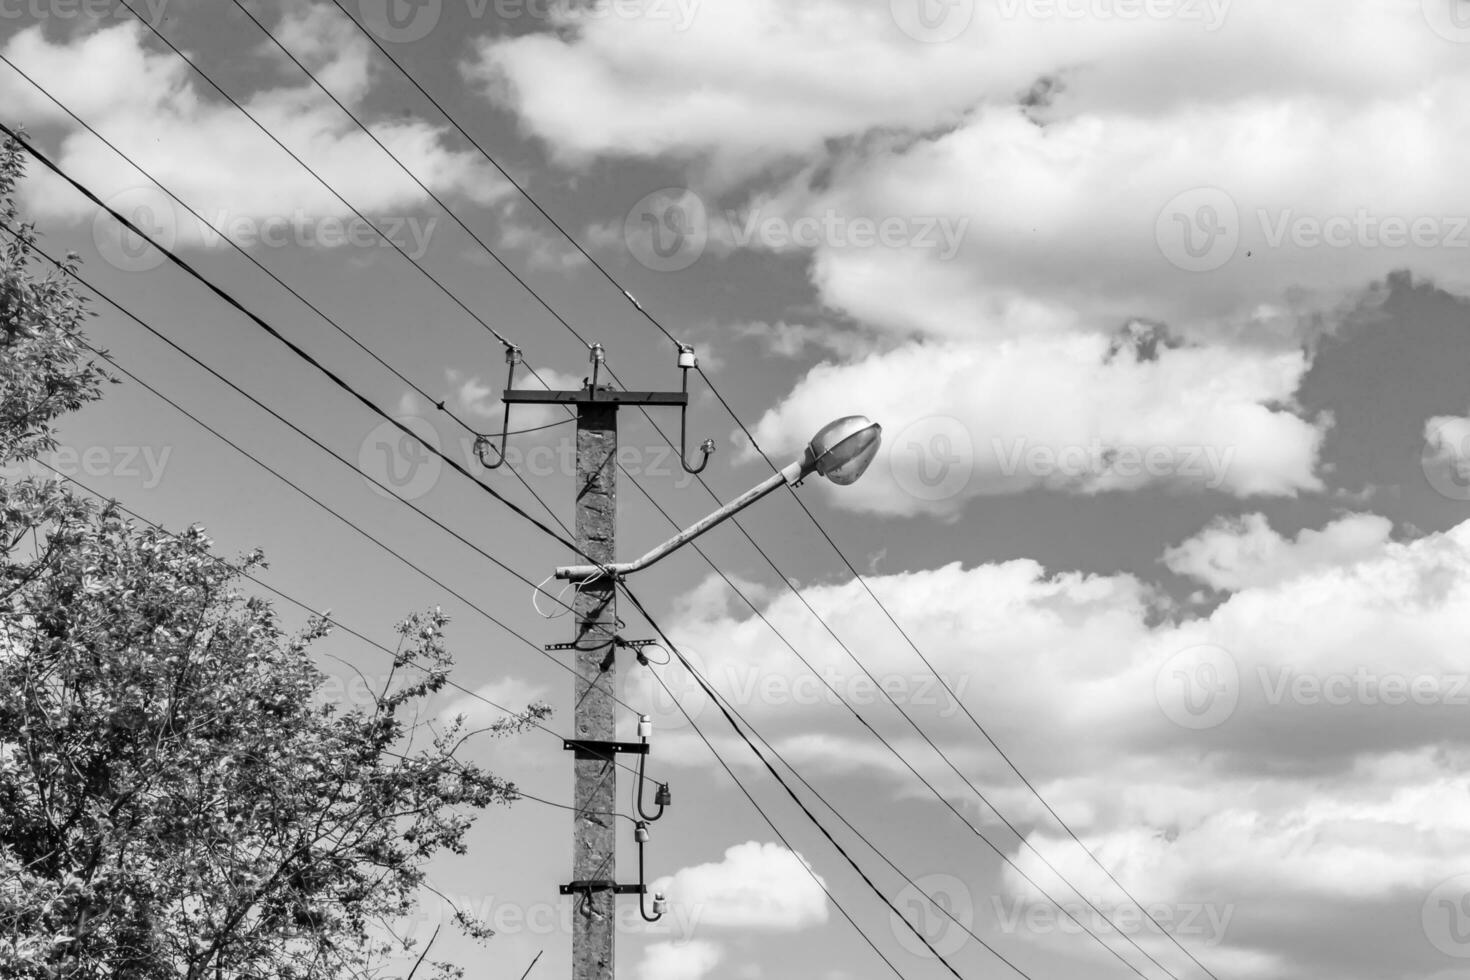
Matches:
[[555, 457, 809, 580]]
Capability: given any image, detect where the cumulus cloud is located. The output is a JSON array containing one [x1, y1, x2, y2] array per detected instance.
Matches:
[[1162, 512, 1394, 591], [747, 335, 1326, 517], [651, 514, 1470, 978], [652, 842, 829, 931], [1, 16, 506, 252], [478, 0, 1470, 516]]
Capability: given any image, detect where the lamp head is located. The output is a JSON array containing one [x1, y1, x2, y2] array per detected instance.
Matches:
[[806, 416, 882, 485]]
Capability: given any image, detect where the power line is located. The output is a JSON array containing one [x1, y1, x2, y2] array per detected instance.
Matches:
[[626, 642, 914, 979], [621, 586, 983, 980], [226, 0, 594, 355], [110, 0, 521, 355], [308, 10, 1220, 969], [698, 370, 1220, 980], [0, 125, 594, 569], [200, 18, 1201, 971], [11, 461, 605, 784], [609, 476, 1165, 979], [15, 16, 1207, 973], [321, 0, 680, 348], [0, 221, 661, 726]]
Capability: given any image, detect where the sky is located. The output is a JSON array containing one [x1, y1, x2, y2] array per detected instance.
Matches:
[[3, 1, 1470, 978]]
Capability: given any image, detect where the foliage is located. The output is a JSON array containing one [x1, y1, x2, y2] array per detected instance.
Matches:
[[0, 136, 549, 979]]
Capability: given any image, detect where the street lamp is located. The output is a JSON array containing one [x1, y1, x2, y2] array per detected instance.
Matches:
[[554, 415, 882, 582]]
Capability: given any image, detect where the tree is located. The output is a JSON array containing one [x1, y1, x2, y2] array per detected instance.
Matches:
[[0, 135, 548, 979]]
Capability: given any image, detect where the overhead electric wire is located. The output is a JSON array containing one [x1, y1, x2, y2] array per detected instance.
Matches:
[[11, 462, 629, 786], [129, 17, 1200, 972], [309, 12, 1223, 972], [0, 222, 660, 728], [226, 0, 595, 354], [321, 0, 677, 339], [633, 648, 913, 980], [0, 125, 598, 571], [4, 61, 964, 980], [623, 587, 982, 980], [111, 0, 526, 355], [12, 16, 1210, 975], [607, 470, 1166, 979], [0, 56, 590, 552]]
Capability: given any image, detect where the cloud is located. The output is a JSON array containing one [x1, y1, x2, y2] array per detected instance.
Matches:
[[652, 842, 829, 931], [2, 17, 507, 251], [651, 514, 1470, 977], [637, 940, 723, 980], [446, 367, 584, 428], [478, 1, 1470, 518], [1163, 512, 1394, 591], [747, 334, 1326, 517], [440, 676, 549, 728]]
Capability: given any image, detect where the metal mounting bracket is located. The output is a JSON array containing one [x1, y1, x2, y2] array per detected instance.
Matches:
[[563, 739, 649, 756], [559, 880, 646, 896]]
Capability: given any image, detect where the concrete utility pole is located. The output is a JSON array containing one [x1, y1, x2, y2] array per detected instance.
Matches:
[[498, 343, 881, 980], [503, 359, 692, 980], [570, 394, 617, 980]]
